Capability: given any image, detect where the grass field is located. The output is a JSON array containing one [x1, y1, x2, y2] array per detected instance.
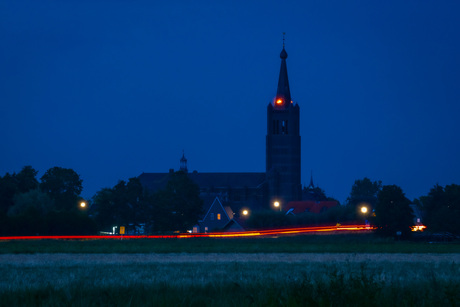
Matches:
[[1, 234, 459, 306]]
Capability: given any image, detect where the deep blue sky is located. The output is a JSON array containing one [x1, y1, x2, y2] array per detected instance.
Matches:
[[1, 0, 459, 203]]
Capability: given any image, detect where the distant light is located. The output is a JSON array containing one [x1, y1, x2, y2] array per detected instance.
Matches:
[[276, 98, 283, 105], [411, 225, 426, 232], [80, 202, 86, 208], [242, 210, 248, 216], [274, 201, 280, 208], [360, 206, 368, 214]]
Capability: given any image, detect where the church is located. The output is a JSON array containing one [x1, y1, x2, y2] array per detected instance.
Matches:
[[139, 42, 328, 231]]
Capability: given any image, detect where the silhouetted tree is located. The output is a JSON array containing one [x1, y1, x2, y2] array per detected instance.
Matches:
[[91, 177, 151, 233], [16, 166, 39, 193], [303, 186, 327, 201], [8, 189, 54, 217], [346, 177, 382, 220], [152, 171, 203, 232], [418, 184, 460, 235], [373, 185, 414, 238], [40, 167, 83, 212], [91, 188, 116, 231], [0, 173, 18, 215]]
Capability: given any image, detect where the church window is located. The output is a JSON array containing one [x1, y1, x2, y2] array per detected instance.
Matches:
[[217, 213, 221, 220], [282, 120, 288, 134], [273, 120, 279, 134]]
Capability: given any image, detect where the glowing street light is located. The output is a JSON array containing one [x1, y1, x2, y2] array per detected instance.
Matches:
[[360, 206, 368, 214], [80, 201, 87, 208], [242, 210, 249, 216], [274, 201, 281, 211]]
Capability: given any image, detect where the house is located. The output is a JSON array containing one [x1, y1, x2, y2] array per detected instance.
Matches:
[[197, 196, 241, 233]]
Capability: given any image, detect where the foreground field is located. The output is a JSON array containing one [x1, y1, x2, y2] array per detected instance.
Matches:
[[1, 234, 459, 306], [0, 253, 459, 306]]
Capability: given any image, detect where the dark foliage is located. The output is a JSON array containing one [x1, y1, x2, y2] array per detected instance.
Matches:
[[418, 184, 460, 235], [346, 177, 382, 221], [91, 178, 151, 233], [0, 166, 96, 235], [151, 171, 203, 232], [373, 185, 414, 238], [0, 173, 18, 216], [40, 166, 83, 212]]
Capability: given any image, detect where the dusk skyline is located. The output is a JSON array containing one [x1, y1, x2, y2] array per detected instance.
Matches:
[[1, 0, 459, 203]]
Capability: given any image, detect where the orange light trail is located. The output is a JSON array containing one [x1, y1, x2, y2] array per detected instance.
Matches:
[[0, 225, 373, 240]]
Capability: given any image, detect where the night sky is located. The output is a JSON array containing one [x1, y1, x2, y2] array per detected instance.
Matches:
[[1, 0, 459, 203]]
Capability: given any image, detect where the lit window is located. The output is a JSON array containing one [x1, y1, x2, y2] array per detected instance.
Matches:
[[282, 120, 288, 134], [217, 213, 221, 220]]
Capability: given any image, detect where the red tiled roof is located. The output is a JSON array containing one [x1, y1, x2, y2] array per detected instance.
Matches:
[[285, 201, 339, 214]]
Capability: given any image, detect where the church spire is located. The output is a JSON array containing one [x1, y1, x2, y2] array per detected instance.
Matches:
[[275, 33, 291, 108], [180, 150, 188, 173], [308, 171, 315, 189]]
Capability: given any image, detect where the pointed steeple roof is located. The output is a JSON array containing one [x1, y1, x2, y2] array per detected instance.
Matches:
[[180, 150, 188, 173], [308, 171, 315, 189], [275, 35, 291, 107]]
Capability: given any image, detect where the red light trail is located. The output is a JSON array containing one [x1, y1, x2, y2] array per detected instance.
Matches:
[[0, 224, 372, 241]]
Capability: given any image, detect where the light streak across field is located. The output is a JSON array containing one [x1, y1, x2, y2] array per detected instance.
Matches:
[[0, 225, 373, 240]]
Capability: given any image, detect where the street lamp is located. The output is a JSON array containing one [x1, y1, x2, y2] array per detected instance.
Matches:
[[274, 201, 281, 211], [80, 201, 87, 208], [360, 205, 370, 226], [242, 209, 249, 216]]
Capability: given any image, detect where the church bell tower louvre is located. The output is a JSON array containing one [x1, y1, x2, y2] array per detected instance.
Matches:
[[266, 39, 302, 207]]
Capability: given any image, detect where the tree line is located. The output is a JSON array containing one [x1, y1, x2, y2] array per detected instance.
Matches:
[[90, 171, 202, 234], [344, 178, 460, 237], [0, 166, 95, 235], [0, 166, 458, 237], [0, 166, 202, 235]]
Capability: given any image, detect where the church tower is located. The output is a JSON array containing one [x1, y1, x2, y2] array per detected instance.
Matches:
[[266, 41, 301, 207]]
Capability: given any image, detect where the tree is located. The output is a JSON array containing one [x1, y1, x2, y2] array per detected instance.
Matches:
[[91, 177, 151, 232], [16, 166, 39, 193], [91, 188, 116, 231], [0, 166, 39, 217], [419, 184, 460, 235], [346, 177, 382, 220], [152, 171, 203, 232], [373, 185, 414, 237], [40, 167, 83, 212], [8, 189, 54, 217], [303, 186, 327, 201], [0, 173, 18, 215]]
